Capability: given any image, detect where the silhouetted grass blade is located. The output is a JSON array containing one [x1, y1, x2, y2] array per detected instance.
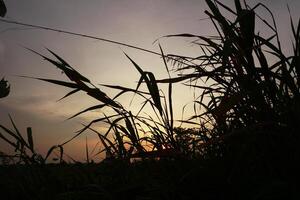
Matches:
[[86, 123, 118, 158], [0, 131, 16, 147], [0, 123, 19, 141], [44, 145, 64, 163], [125, 53, 163, 115], [46, 49, 91, 83], [26, 127, 34, 152], [86, 87, 122, 109], [67, 104, 106, 120], [8, 115, 28, 148], [57, 88, 81, 102], [0, 0, 6, 17], [20, 76, 79, 89]]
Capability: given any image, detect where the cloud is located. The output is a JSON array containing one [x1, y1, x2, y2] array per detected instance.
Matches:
[[1, 93, 64, 117]]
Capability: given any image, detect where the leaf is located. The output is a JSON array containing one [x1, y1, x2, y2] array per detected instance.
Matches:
[[45, 145, 64, 163], [234, 0, 242, 14], [124, 52, 144, 74], [8, 115, 27, 147], [27, 127, 34, 152], [114, 130, 125, 158], [158, 44, 170, 77], [212, 91, 244, 121], [86, 87, 122, 109], [125, 53, 163, 115], [27, 47, 91, 84], [100, 83, 151, 104], [0, 0, 7, 17], [124, 116, 136, 140], [159, 44, 173, 132], [146, 72, 163, 115], [255, 35, 284, 57], [20, 76, 79, 89], [67, 104, 106, 120], [100, 84, 151, 96], [163, 34, 220, 50], [85, 136, 89, 163], [0, 77, 10, 98], [239, 9, 255, 51], [46, 49, 91, 83], [87, 125, 117, 156], [205, 0, 230, 30], [57, 88, 80, 102], [44, 145, 58, 162], [0, 124, 19, 141], [156, 74, 196, 83], [0, 131, 17, 147]]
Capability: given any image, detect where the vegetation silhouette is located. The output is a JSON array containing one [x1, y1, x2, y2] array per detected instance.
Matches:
[[0, 77, 10, 98], [0, 0, 300, 199], [0, 0, 6, 18]]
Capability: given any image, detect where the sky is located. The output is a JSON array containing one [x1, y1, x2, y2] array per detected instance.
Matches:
[[0, 0, 299, 161]]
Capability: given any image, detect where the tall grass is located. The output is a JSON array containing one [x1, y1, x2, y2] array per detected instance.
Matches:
[[0, 115, 66, 164], [1, 79, 66, 164], [25, 47, 192, 161], [0, 1, 299, 200], [158, 0, 300, 162]]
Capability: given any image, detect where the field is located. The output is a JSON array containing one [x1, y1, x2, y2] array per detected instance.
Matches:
[[1, 158, 298, 200]]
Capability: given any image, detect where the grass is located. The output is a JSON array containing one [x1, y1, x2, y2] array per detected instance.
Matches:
[[0, 159, 297, 200], [1, 0, 300, 199], [0, 115, 65, 165]]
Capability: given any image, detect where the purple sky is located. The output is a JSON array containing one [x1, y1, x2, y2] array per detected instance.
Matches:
[[0, 0, 299, 161]]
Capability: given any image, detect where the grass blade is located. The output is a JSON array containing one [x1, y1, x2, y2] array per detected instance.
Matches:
[[27, 127, 34, 152]]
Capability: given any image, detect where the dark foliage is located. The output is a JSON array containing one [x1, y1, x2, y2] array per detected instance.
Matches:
[[0, 77, 10, 98], [0, 0, 6, 17]]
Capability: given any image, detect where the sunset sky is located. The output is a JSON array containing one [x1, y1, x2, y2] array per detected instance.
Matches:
[[0, 0, 299, 161]]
